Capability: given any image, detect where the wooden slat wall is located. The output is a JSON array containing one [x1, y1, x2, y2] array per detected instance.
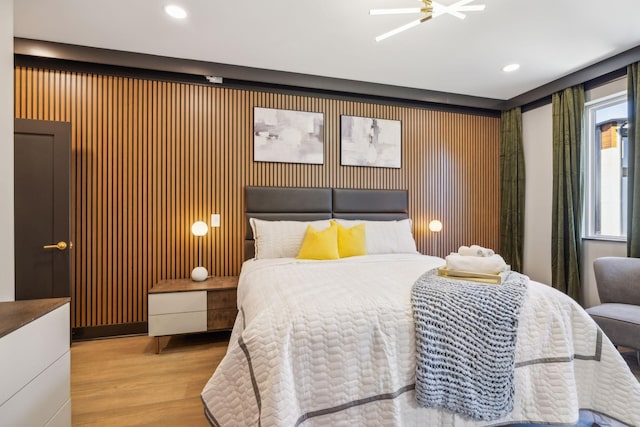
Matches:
[[14, 66, 500, 328]]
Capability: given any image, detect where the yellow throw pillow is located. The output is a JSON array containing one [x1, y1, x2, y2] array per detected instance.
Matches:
[[333, 220, 367, 258], [296, 222, 340, 260]]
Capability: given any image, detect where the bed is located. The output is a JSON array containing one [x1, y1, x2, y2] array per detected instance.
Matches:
[[201, 186, 640, 426]]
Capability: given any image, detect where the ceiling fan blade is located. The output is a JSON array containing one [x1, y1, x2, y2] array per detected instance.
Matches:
[[432, 5, 466, 19], [449, 0, 477, 7], [375, 15, 432, 42], [432, 1, 483, 19], [457, 5, 486, 11], [370, 8, 422, 15]]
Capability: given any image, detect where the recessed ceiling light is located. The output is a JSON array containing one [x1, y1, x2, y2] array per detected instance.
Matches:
[[165, 4, 187, 19], [502, 63, 520, 73]]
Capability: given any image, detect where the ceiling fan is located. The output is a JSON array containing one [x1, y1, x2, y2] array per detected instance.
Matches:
[[370, 0, 486, 42]]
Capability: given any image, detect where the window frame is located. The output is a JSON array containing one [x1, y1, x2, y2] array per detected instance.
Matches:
[[583, 90, 628, 242]]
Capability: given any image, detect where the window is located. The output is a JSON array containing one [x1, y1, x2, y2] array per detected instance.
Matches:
[[584, 91, 628, 240]]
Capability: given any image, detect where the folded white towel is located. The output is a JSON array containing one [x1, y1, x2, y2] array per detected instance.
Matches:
[[446, 253, 507, 274], [458, 245, 495, 257]]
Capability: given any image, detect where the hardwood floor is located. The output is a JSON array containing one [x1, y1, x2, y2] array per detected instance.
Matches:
[[71, 332, 230, 426]]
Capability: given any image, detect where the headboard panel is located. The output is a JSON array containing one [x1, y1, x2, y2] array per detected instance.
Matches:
[[244, 187, 332, 259], [245, 186, 333, 214], [244, 186, 409, 260], [333, 188, 408, 221]]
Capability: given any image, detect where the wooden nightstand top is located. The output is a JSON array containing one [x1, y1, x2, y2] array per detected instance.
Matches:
[[150, 276, 238, 294]]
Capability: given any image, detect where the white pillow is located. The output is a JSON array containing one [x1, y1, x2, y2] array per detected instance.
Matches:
[[334, 219, 418, 254], [249, 218, 331, 259]]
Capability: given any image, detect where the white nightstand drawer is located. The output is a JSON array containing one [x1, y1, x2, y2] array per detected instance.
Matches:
[[148, 291, 206, 315], [148, 311, 207, 336], [148, 277, 239, 352]]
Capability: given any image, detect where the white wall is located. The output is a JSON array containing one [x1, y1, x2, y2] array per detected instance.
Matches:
[[522, 104, 553, 285], [521, 78, 628, 308], [585, 77, 626, 102], [0, 0, 14, 301]]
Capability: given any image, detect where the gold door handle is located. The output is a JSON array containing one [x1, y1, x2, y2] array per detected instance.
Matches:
[[43, 241, 68, 251]]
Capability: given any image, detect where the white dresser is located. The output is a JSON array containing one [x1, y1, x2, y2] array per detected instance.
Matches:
[[0, 298, 71, 427]]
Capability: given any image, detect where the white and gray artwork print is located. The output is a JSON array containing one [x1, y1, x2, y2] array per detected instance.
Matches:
[[341, 116, 401, 168], [254, 107, 324, 164]]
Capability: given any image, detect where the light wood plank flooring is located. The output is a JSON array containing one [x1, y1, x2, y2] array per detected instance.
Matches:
[[71, 332, 230, 426]]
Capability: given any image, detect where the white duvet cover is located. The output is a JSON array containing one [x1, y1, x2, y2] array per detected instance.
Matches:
[[201, 254, 640, 426]]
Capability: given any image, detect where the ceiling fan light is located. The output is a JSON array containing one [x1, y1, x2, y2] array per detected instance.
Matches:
[[373, 0, 484, 41]]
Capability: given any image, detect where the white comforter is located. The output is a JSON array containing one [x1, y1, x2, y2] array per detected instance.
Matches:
[[201, 254, 640, 426]]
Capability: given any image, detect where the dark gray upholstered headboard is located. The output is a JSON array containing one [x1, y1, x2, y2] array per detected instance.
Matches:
[[332, 188, 409, 221], [244, 186, 408, 260]]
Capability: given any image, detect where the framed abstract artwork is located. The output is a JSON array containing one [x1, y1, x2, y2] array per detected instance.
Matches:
[[253, 107, 324, 165], [340, 115, 402, 168]]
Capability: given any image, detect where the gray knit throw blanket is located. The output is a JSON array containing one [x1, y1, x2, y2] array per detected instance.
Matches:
[[411, 268, 529, 421]]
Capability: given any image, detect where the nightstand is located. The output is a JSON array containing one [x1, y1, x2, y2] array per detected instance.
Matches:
[[148, 276, 238, 353]]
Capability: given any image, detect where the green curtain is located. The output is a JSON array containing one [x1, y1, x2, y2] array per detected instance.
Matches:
[[628, 63, 640, 258], [551, 85, 584, 301], [499, 107, 525, 272]]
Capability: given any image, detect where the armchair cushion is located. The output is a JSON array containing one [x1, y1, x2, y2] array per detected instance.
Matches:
[[593, 257, 640, 305], [586, 303, 640, 350], [589, 257, 640, 351]]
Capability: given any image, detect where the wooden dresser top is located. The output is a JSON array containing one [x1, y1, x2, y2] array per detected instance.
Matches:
[[0, 298, 70, 338]]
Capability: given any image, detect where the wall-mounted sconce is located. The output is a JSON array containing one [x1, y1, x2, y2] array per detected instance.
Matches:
[[428, 219, 443, 256], [428, 220, 443, 232]]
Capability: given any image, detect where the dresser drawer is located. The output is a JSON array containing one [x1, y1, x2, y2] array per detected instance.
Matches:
[[207, 308, 238, 330], [0, 300, 70, 427], [0, 351, 70, 427], [46, 398, 71, 427], [207, 289, 237, 309], [148, 311, 207, 336], [0, 303, 69, 406], [149, 291, 206, 315]]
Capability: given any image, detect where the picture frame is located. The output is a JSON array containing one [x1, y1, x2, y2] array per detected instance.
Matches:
[[340, 115, 402, 168], [253, 107, 324, 165]]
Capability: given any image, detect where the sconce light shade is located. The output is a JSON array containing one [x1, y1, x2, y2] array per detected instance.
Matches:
[[191, 221, 208, 237], [429, 220, 443, 232]]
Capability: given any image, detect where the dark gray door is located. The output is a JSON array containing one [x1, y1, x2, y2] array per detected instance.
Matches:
[[14, 119, 71, 300]]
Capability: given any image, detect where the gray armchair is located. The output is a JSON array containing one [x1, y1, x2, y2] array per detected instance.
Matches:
[[586, 257, 640, 364]]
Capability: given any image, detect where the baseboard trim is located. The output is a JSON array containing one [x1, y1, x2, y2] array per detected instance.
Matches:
[[72, 322, 148, 341]]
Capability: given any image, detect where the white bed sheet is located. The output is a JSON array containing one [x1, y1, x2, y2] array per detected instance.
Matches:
[[201, 254, 640, 426]]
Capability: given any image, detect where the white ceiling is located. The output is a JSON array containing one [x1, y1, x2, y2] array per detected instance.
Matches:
[[13, 0, 640, 101]]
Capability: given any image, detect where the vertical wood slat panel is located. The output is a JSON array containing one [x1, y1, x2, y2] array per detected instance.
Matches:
[[14, 66, 500, 328]]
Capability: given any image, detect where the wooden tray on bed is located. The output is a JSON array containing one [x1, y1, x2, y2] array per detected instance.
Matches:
[[437, 266, 508, 284]]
